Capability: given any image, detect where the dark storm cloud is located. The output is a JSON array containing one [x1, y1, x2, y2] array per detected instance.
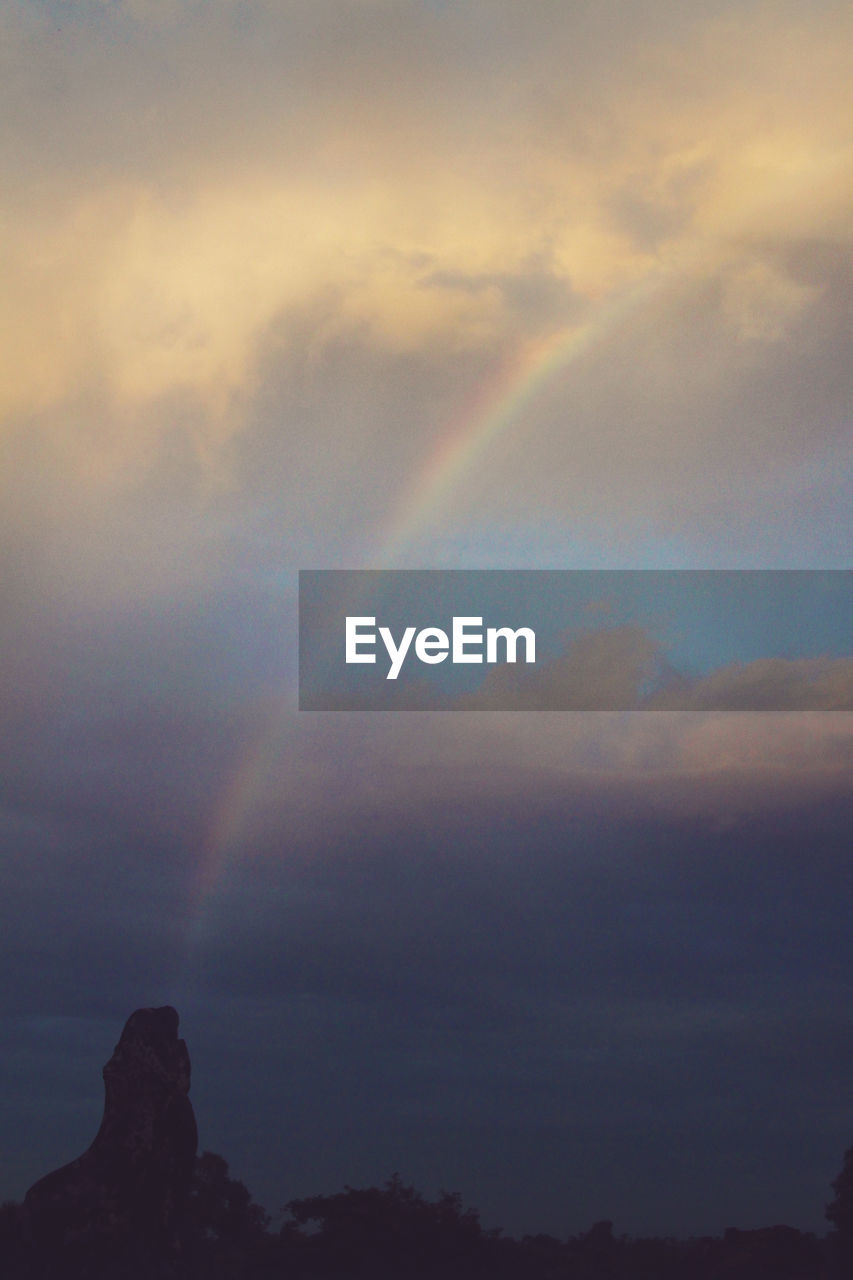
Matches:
[[187, 783, 853, 1007], [180, 780, 853, 1234], [2, 624, 852, 1234], [95, 780, 853, 1234]]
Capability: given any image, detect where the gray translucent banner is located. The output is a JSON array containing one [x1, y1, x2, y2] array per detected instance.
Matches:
[[298, 570, 852, 711]]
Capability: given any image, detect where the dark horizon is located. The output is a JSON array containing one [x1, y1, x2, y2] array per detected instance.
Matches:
[[6, 999, 853, 1254], [4, 779, 853, 1241]]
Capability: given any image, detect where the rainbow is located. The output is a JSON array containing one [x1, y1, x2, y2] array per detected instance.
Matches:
[[175, 253, 682, 989], [373, 262, 667, 567], [172, 699, 290, 997]]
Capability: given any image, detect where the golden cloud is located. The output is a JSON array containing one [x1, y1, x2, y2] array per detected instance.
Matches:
[[1, 1, 851, 482]]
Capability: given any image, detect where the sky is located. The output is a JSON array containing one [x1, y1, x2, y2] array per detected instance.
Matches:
[[0, 0, 852, 1240]]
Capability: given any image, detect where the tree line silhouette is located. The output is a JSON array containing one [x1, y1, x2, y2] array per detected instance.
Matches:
[[3, 1144, 853, 1278], [4, 1008, 853, 1278]]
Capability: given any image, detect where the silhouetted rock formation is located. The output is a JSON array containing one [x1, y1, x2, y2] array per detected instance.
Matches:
[[23, 1006, 197, 1269]]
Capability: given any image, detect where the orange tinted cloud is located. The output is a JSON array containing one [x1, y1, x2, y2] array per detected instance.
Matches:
[[2, 0, 851, 478]]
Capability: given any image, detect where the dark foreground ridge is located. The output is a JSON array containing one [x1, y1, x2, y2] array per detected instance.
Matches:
[[2, 1007, 853, 1278]]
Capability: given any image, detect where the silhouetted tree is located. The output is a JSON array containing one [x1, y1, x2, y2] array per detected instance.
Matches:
[[185, 1151, 274, 1278], [189, 1151, 270, 1244], [827, 1141, 853, 1274], [570, 1218, 622, 1279], [720, 1225, 823, 1279], [284, 1173, 495, 1277]]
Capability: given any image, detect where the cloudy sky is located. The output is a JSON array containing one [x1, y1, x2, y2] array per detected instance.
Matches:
[[1, 0, 851, 1239]]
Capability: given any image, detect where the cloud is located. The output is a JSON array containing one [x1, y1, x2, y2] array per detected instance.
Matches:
[[720, 262, 821, 344], [2, 0, 851, 520], [456, 622, 853, 711], [648, 655, 853, 710], [461, 626, 663, 709], [1, 1, 851, 1244]]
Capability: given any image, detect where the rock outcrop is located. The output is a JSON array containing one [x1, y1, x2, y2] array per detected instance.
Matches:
[[23, 1006, 197, 1268]]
